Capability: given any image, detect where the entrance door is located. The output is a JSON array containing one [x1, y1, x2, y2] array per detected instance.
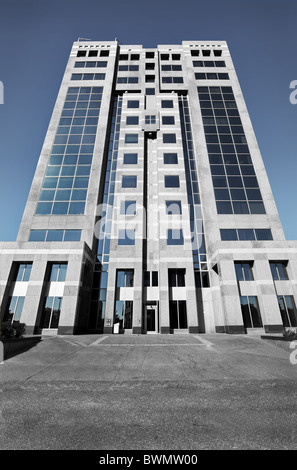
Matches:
[[145, 305, 158, 333]]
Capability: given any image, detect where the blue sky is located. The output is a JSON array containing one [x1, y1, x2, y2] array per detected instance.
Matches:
[[0, 0, 296, 240]]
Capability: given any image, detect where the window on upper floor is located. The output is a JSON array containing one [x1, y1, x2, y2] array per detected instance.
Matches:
[[145, 115, 156, 125], [163, 133, 176, 143], [122, 175, 137, 188], [167, 229, 184, 245], [49, 263, 67, 282], [168, 269, 186, 287], [127, 100, 139, 108], [162, 116, 175, 125], [161, 100, 174, 108], [100, 50, 109, 57], [146, 52, 155, 58], [163, 153, 178, 164], [146, 63, 155, 70], [120, 200, 136, 215], [15, 263, 32, 282], [166, 201, 182, 215], [88, 50, 98, 57], [123, 153, 138, 164], [77, 50, 87, 57], [118, 229, 135, 246], [164, 175, 180, 188], [116, 269, 134, 287], [125, 134, 138, 143], [126, 116, 139, 125], [145, 75, 155, 82], [270, 262, 289, 281], [234, 262, 254, 281]]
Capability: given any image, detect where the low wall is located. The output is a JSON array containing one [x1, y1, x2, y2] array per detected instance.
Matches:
[[1, 336, 42, 360]]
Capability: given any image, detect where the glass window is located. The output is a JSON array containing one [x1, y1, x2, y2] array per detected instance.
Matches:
[[122, 176, 137, 188], [118, 229, 135, 245], [220, 229, 237, 241], [120, 200, 136, 215], [162, 116, 175, 125], [166, 201, 182, 215], [235, 262, 254, 281], [144, 271, 150, 287], [240, 296, 262, 328], [270, 262, 289, 281], [278, 295, 297, 327], [146, 88, 155, 95], [15, 264, 32, 282], [127, 100, 139, 108], [116, 269, 134, 287], [40, 296, 62, 329], [145, 115, 156, 124], [163, 153, 178, 164], [237, 229, 255, 241], [4, 296, 25, 322], [164, 175, 180, 188], [46, 230, 64, 242], [49, 263, 67, 282], [169, 301, 187, 329], [126, 116, 139, 125], [152, 271, 158, 287], [169, 269, 186, 287], [29, 230, 46, 242], [64, 230, 81, 241], [123, 153, 138, 164], [161, 100, 174, 108], [125, 134, 138, 143], [255, 229, 272, 240], [167, 229, 184, 245], [163, 134, 176, 143]]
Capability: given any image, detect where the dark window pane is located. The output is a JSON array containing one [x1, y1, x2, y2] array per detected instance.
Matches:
[[220, 229, 237, 241], [123, 153, 138, 164], [164, 153, 178, 164], [164, 175, 180, 188], [238, 229, 255, 241], [122, 176, 137, 188]]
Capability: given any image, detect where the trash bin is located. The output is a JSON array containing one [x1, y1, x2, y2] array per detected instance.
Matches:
[[113, 323, 119, 334]]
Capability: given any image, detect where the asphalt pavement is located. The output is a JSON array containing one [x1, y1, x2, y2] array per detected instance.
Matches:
[[0, 333, 296, 450]]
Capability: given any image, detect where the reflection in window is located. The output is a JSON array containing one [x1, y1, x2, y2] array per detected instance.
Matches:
[[114, 301, 133, 329], [49, 263, 67, 282], [116, 269, 134, 287], [234, 262, 254, 281], [277, 295, 297, 327], [169, 301, 187, 329], [168, 269, 186, 287], [240, 296, 262, 328], [270, 262, 288, 281], [4, 296, 25, 322], [40, 297, 62, 329], [16, 264, 32, 282]]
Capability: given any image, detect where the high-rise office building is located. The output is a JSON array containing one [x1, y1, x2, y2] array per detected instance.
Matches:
[[1, 40, 297, 336]]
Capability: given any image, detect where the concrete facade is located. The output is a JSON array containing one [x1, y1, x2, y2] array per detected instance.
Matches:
[[1, 40, 297, 336]]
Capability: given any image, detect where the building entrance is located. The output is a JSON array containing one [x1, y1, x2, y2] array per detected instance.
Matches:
[[145, 304, 158, 333]]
